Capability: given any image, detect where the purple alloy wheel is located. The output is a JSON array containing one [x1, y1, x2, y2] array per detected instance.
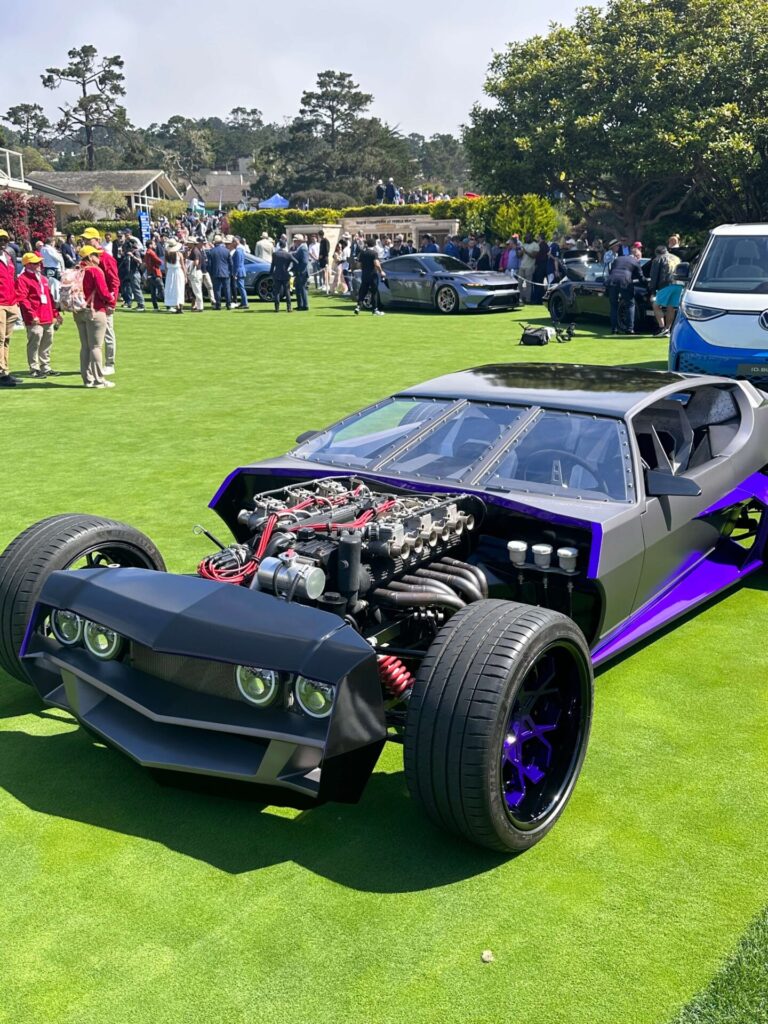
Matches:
[[500, 643, 588, 830]]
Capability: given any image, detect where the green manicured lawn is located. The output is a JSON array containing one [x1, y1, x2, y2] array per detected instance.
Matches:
[[1, 297, 766, 1024]]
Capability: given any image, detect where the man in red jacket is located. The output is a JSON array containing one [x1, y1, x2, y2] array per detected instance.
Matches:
[[16, 251, 63, 378], [81, 227, 119, 375], [0, 228, 20, 388]]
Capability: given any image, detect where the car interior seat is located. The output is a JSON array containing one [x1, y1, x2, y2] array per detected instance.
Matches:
[[721, 239, 765, 279], [685, 387, 741, 466], [634, 400, 694, 474]]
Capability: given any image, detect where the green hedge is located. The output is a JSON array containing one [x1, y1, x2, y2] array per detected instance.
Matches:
[[230, 194, 557, 250], [66, 219, 136, 237]]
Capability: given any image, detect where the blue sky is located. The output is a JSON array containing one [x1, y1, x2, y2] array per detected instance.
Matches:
[[0, 1, 595, 137]]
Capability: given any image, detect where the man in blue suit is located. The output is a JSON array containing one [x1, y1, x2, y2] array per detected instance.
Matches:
[[229, 237, 249, 309], [208, 234, 233, 310], [292, 234, 310, 311]]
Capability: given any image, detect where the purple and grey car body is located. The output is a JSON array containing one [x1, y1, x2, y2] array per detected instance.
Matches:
[[20, 364, 768, 806]]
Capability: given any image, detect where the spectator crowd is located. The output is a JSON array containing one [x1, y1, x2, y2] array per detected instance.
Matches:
[[0, 203, 686, 390]]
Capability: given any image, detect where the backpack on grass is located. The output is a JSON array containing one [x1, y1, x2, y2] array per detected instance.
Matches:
[[519, 324, 554, 346]]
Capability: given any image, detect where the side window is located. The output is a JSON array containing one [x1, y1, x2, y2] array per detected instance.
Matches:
[[583, 263, 605, 283], [633, 386, 742, 476], [387, 258, 420, 273]]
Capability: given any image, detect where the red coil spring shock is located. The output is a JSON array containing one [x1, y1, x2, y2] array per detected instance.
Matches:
[[378, 654, 414, 699]]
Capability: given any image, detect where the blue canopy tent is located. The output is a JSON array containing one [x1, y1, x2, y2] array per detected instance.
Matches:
[[258, 193, 290, 209]]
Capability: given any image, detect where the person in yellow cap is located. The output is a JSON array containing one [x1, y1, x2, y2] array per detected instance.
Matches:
[[73, 245, 115, 388], [0, 229, 20, 387], [16, 251, 63, 378], [79, 227, 119, 375]]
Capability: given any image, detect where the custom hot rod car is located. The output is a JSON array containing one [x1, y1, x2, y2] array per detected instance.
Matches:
[[1, 364, 767, 854]]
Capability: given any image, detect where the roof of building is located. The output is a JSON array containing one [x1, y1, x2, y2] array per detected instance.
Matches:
[[184, 172, 250, 207], [27, 170, 181, 198], [26, 179, 79, 206]]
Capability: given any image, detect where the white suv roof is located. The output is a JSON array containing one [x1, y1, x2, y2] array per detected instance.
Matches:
[[711, 224, 768, 236]]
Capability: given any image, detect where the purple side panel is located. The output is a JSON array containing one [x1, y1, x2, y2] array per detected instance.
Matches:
[[586, 522, 603, 580], [699, 471, 768, 516], [208, 466, 246, 510], [592, 540, 762, 665], [19, 602, 42, 658]]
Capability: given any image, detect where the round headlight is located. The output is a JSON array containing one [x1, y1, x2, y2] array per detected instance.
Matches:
[[50, 609, 83, 646], [294, 676, 335, 719], [236, 666, 280, 707], [83, 620, 124, 660]]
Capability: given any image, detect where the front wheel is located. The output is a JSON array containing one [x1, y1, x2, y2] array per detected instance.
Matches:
[[435, 285, 459, 314], [404, 599, 593, 853], [0, 514, 165, 684]]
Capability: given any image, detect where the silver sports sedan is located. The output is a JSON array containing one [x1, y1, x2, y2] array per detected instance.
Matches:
[[352, 254, 521, 314]]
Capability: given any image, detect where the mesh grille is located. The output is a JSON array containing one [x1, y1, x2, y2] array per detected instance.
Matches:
[[129, 643, 239, 701]]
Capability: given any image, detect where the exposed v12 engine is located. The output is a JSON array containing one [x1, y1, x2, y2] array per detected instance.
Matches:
[[197, 477, 488, 630]]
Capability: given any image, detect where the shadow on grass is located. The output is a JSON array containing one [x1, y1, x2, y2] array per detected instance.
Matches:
[[0, 679, 504, 890]]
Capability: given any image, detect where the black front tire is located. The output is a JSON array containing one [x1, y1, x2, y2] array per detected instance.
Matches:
[[404, 599, 593, 853], [0, 514, 165, 684]]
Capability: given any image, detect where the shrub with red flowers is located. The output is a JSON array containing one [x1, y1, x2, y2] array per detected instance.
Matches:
[[26, 195, 56, 243], [0, 190, 29, 243]]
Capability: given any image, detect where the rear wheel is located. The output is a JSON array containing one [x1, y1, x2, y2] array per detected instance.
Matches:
[[548, 292, 568, 323], [256, 275, 273, 302], [404, 599, 593, 853], [435, 285, 459, 314], [0, 514, 165, 684]]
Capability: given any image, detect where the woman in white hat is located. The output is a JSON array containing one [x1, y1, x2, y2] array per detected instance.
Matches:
[[164, 242, 186, 313]]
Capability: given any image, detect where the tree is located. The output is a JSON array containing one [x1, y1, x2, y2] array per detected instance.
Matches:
[[0, 191, 30, 242], [465, 0, 768, 238], [299, 71, 373, 151], [88, 187, 126, 219], [3, 104, 51, 148], [263, 70, 411, 202], [20, 146, 53, 172], [26, 195, 56, 243], [146, 117, 214, 182], [42, 45, 128, 171]]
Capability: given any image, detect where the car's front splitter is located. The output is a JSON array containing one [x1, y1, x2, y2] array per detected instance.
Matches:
[[22, 568, 387, 806]]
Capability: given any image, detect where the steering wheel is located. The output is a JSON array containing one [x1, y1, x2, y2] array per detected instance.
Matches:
[[521, 448, 610, 492]]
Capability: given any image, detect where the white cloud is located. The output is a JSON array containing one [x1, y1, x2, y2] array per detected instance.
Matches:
[[0, 0, 594, 137]]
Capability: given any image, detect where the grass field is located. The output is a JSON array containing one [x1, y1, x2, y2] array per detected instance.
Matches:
[[1, 296, 766, 1024]]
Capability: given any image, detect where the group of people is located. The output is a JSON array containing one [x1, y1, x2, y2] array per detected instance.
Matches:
[[374, 179, 452, 205], [0, 225, 118, 389]]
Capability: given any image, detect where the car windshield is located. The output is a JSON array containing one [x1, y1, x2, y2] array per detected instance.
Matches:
[[420, 255, 471, 272], [692, 235, 768, 293], [293, 398, 454, 468], [480, 410, 631, 502], [380, 403, 529, 480]]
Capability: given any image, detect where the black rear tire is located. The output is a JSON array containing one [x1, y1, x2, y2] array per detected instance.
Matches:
[[548, 292, 567, 323], [0, 514, 165, 684], [404, 599, 593, 853]]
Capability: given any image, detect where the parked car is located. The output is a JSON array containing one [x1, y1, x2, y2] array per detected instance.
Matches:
[[669, 224, 768, 384], [242, 252, 273, 302], [351, 254, 521, 314], [546, 257, 654, 332], [2, 364, 766, 855]]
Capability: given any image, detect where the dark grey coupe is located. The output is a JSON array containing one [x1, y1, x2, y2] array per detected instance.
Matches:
[[351, 254, 521, 314]]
